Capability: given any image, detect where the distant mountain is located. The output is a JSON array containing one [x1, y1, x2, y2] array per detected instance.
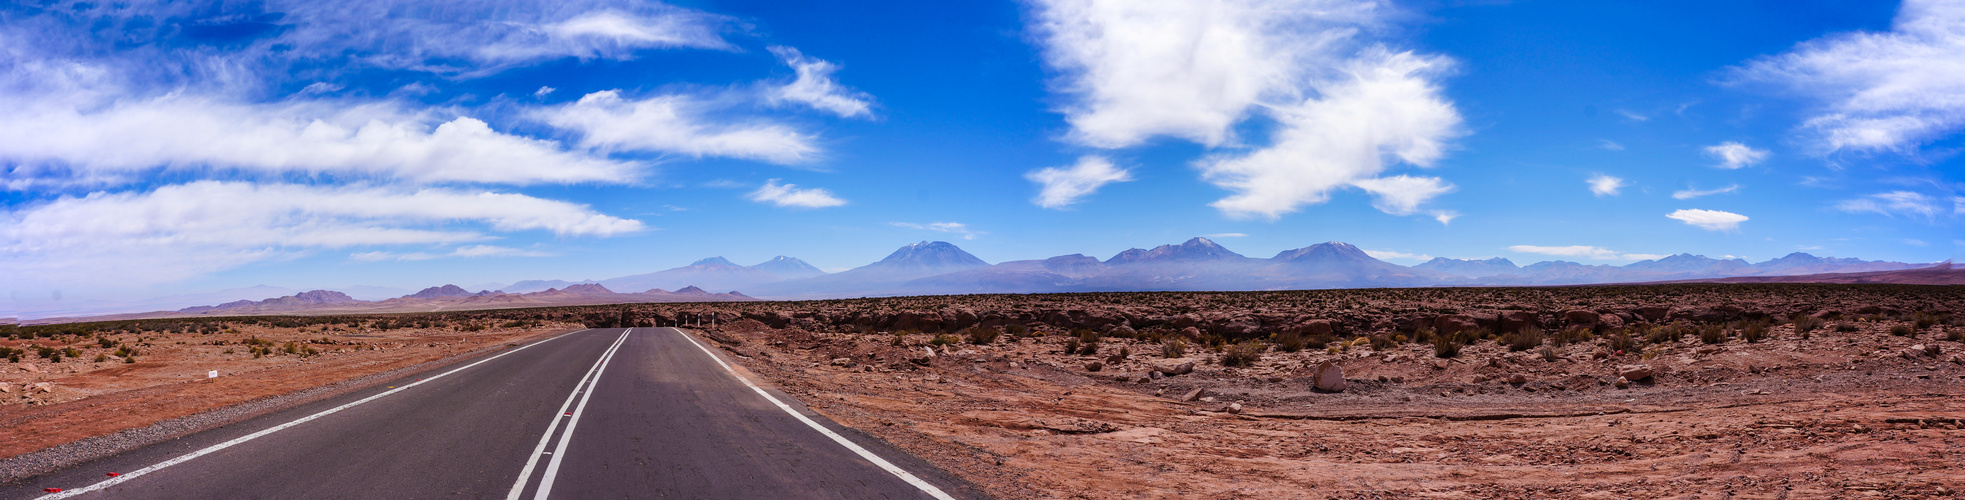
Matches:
[[751, 256, 827, 279], [1748, 252, 1923, 275], [1665, 262, 1961, 285], [752, 241, 991, 298], [505, 279, 592, 294], [1622, 254, 1752, 276], [179, 290, 359, 314], [599, 257, 780, 293], [405, 284, 475, 299], [1415, 257, 1520, 278], [1108, 237, 1245, 264]]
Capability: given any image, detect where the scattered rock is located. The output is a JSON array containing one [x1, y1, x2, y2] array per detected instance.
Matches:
[[1507, 374, 1528, 385], [1227, 403, 1243, 414], [1614, 376, 1631, 389], [1618, 364, 1655, 381], [0, 385, 11, 393], [1180, 388, 1204, 402], [22, 364, 41, 373], [1084, 361, 1104, 372], [1008, 361, 1022, 369], [1312, 361, 1346, 392], [1431, 359, 1449, 370], [1148, 370, 1163, 380], [32, 382, 53, 393], [1157, 361, 1195, 376], [830, 357, 855, 367]]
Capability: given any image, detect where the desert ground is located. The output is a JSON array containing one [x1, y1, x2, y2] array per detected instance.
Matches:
[[3, 284, 1962, 498]]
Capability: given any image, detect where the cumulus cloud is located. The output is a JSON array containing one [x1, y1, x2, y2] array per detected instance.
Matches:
[[1, 181, 641, 288], [1587, 174, 1626, 197], [1704, 142, 1769, 169], [1672, 184, 1741, 200], [0, 95, 638, 186], [1025, 156, 1134, 209], [746, 179, 846, 208], [1350, 175, 1455, 216], [534, 90, 820, 165], [767, 46, 875, 118], [891, 221, 983, 240], [1666, 208, 1749, 231], [1728, 0, 1965, 153], [1029, 0, 1461, 220], [1507, 245, 1660, 261], [1199, 50, 1462, 219], [1836, 191, 1945, 218]]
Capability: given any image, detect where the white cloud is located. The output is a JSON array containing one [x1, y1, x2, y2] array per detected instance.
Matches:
[[1598, 139, 1625, 151], [1587, 174, 1626, 197], [351, 244, 554, 262], [1204, 233, 1248, 238], [1432, 210, 1460, 225], [1615, 109, 1649, 122], [0, 95, 640, 186], [1836, 190, 1944, 218], [1704, 141, 1769, 169], [1672, 184, 1741, 200], [293, 4, 734, 75], [891, 221, 983, 240], [535, 86, 557, 98], [534, 90, 820, 165], [300, 82, 343, 95], [1364, 249, 1430, 262], [1025, 156, 1134, 209], [1, 181, 641, 288], [1666, 208, 1749, 231], [1200, 50, 1462, 219], [1028, 0, 1387, 149], [1349, 175, 1455, 216], [767, 46, 874, 118], [746, 179, 846, 208], [1728, 0, 1965, 153], [1507, 245, 1659, 261], [1956, 196, 1965, 214]]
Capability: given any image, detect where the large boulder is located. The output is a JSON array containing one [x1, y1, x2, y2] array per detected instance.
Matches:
[[1434, 315, 1479, 335], [1635, 306, 1670, 322], [1312, 361, 1346, 392], [1597, 313, 1625, 330], [1617, 364, 1654, 381], [1287, 319, 1334, 337], [1563, 310, 1600, 328]]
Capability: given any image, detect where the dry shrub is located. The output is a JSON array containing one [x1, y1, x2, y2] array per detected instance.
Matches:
[[1605, 330, 1636, 353], [1834, 322, 1859, 333], [1274, 330, 1307, 352], [1699, 324, 1729, 344], [1433, 334, 1461, 359], [1162, 337, 1187, 358], [1221, 340, 1264, 367], [1791, 314, 1825, 333], [1506, 326, 1544, 352], [965, 326, 1001, 345], [1889, 324, 1915, 337]]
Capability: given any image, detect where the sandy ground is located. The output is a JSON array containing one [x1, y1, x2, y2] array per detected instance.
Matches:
[[705, 320, 1965, 499], [0, 321, 577, 460]]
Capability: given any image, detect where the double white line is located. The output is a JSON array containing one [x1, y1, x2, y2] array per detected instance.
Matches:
[[506, 328, 630, 500]]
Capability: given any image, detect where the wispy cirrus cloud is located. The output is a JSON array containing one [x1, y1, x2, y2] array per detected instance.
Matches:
[[1, 181, 642, 288], [1673, 184, 1740, 200], [1025, 156, 1134, 209], [746, 179, 846, 208], [891, 221, 983, 240], [351, 245, 556, 262], [767, 46, 875, 118], [1836, 190, 1947, 218], [1727, 0, 1965, 153]]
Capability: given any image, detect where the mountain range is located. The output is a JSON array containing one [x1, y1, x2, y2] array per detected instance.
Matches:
[[26, 238, 1945, 322]]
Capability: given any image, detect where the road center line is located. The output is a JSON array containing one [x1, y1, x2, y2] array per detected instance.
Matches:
[[528, 328, 631, 500], [672, 328, 957, 500], [506, 329, 629, 500], [35, 329, 589, 500]]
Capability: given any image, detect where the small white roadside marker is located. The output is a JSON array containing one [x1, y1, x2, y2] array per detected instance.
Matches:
[[207, 370, 218, 379]]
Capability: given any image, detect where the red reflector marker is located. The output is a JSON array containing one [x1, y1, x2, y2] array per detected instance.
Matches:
[[106, 472, 120, 476], [44, 488, 62, 493]]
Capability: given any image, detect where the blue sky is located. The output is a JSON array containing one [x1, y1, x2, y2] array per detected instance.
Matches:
[[3, 0, 1961, 315]]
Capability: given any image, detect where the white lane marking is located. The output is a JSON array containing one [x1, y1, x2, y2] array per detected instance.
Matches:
[[36, 330, 589, 500], [506, 329, 629, 500], [673, 328, 957, 500], [529, 328, 632, 500]]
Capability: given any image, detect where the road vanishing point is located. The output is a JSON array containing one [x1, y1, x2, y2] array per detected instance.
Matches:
[[8, 328, 977, 499]]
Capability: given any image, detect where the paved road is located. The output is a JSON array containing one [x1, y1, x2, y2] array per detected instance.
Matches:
[[7, 328, 974, 499]]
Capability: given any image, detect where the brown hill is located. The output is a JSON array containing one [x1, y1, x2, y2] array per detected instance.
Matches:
[[1663, 262, 1961, 285]]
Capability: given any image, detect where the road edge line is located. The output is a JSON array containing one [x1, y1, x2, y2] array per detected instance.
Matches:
[[34, 330, 588, 500], [672, 328, 957, 500]]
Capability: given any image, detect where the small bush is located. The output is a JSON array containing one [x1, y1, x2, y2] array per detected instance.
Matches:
[[1220, 340, 1264, 367], [1740, 321, 1769, 343], [1506, 326, 1544, 352], [1913, 313, 1941, 330], [1369, 334, 1397, 351], [1074, 329, 1101, 355], [1007, 324, 1033, 337], [1162, 337, 1187, 358], [1062, 338, 1081, 355], [1699, 324, 1729, 344], [124, 356, 136, 364], [1432, 334, 1461, 359], [1834, 322, 1859, 333], [93, 353, 108, 363], [1411, 325, 1436, 343], [1274, 330, 1306, 352], [965, 326, 1001, 345], [1947, 330, 1964, 342], [929, 334, 960, 346], [1538, 345, 1559, 362], [1605, 331, 1636, 353], [1889, 324, 1915, 337], [1791, 314, 1825, 334]]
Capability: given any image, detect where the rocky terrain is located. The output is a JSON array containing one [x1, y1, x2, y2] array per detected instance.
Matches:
[[664, 284, 1964, 498]]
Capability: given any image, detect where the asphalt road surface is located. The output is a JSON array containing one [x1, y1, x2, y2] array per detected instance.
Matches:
[[8, 328, 975, 499]]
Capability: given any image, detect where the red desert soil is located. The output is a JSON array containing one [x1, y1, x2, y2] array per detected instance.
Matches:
[[0, 320, 578, 460]]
